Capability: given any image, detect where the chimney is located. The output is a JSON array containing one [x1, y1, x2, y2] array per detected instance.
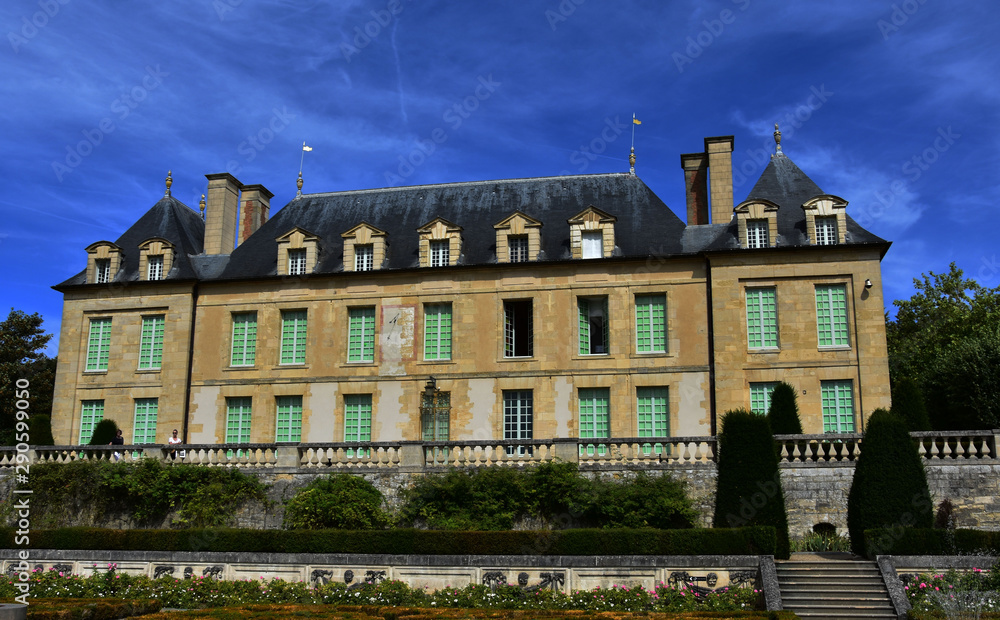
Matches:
[[705, 136, 734, 224], [204, 173, 242, 255], [680, 152, 709, 225], [238, 184, 274, 244]]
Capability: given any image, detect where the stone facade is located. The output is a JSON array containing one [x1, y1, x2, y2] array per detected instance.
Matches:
[[50, 134, 891, 450]]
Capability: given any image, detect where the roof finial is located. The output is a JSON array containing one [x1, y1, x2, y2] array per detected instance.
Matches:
[[165, 170, 172, 197], [773, 123, 782, 155], [199, 194, 206, 220], [629, 147, 636, 175], [296, 171, 304, 197]]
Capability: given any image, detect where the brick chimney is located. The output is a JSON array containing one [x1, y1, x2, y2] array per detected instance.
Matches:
[[680, 152, 709, 225], [204, 173, 242, 255], [705, 136, 735, 224], [238, 184, 274, 244]]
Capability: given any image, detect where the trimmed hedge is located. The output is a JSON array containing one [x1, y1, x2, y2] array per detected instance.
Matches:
[[864, 527, 1000, 557], [847, 409, 933, 557], [0, 525, 777, 556]]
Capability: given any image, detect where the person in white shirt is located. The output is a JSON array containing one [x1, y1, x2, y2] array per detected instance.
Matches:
[[167, 429, 185, 460]]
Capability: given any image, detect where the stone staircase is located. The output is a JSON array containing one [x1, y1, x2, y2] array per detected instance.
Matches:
[[775, 557, 898, 620]]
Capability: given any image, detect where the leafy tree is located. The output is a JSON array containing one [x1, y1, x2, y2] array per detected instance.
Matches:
[[890, 376, 931, 431], [283, 474, 390, 530], [766, 382, 803, 434], [713, 409, 790, 558], [0, 309, 55, 445], [925, 326, 1000, 429], [847, 409, 933, 557], [88, 418, 119, 445]]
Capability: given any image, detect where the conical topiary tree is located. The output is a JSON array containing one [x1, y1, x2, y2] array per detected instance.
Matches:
[[713, 408, 790, 558], [847, 408, 933, 557], [767, 382, 803, 434], [891, 377, 931, 431], [88, 418, 119, 445]]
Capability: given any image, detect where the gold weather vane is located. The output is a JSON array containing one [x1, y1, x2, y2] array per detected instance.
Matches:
[[199, 194, 206, 220], [165, 170, 172, 197], [630, 114, 641, 174], [297, 142, 312, 197]]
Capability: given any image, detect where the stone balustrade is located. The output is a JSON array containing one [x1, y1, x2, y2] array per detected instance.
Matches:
[[2, 430, 997, 471]]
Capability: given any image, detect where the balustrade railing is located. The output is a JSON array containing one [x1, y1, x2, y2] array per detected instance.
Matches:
[[2, 430, 997, 471]]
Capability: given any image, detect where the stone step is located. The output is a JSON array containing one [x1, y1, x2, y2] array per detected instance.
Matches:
[[783, 590, 892, 601], [780, 577, 886, 587]]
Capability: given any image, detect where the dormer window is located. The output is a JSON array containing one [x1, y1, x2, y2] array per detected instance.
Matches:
[[85, 241, 123, 284], [276, 228, 320, 276], [494, 212, 542, 264], [96, 259, 111, 283], [430, 240, 450, 267], [342, 223, 387, 272], [417, 217, 462, 268], [747, 220, 769, 249], [288, 249, 307, 275], [802, 195, 848, 246], [734, 199, 779, 249], [147, 255, 164, 280], [568, 206, 616, 260], [355, 244, 374, 271], [138, 238, 175, 282]]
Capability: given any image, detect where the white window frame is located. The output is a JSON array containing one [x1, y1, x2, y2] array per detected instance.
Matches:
[[355, 244, 374, 272], [95, 259, 111, 284], [509, 235, 529, 263], [815, 216, 837, 246], [747, 219, 769, 249], [581, 231, 603, 259], [430, 240, 450, 267], [287, 248, 307, 276], [147, 255, 164, 280]]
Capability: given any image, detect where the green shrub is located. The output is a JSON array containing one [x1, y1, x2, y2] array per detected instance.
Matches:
[[713, 409, 790, 559], [29, 414, 55, 445], [891, 376, 932, 431], [847, 408, 933, 557], [283, 474, 390, 530], [25, 459, 269, 528], [397, 463, 696, 531], [864, 527, 1000, 556], [766, 382, 803, 435], [88, 418, 119, 445], [588, 472, 697, 529]]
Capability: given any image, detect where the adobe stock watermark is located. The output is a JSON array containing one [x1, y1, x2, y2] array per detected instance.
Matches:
[[7, 0, 70, 54], [213, 0, 244, 21], [545, 0, 587, 31], [854, 126, 960, 228], [864, 492, 933, 556], [877, 0, 930, 41], [224, 107, 297, 177], [51, 65, 169, 182], [672, 0, 752, 74], [557, 116, 629, 175], [340, 0, 414, 62], [383, 74, 501, 186], [732, 84, 833, 189], [978, 255, 998, 284], [12, 377, 33, 606]]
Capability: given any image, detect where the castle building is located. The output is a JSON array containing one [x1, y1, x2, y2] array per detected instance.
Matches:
[[50, 133, 891, 448]]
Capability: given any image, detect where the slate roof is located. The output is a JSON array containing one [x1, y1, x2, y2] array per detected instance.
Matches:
[[214, 172, 688, 280], [56, 195, 204, 287], [54, 152, 889, 289], [702, 152, 888, 252]]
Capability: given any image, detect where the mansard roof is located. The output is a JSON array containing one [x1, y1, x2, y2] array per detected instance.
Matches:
[[213, 172, 688, 280], [56, 195, 204, 287], [701, 152, 888, 252]]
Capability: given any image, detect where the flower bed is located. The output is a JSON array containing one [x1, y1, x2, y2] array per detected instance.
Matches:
[[905, 566, 1000, 616], [1, 566, 772, 616]]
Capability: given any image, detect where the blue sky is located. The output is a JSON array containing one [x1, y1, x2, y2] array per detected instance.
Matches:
[[2, 0, 998, 355]]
